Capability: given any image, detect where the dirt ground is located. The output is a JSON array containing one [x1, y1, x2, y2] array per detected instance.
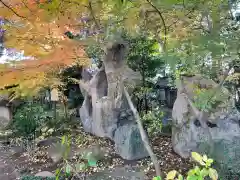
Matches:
[[0, 128, 194, 180]]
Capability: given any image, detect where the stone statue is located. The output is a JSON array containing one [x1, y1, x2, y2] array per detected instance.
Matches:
[[78, 40, 148, 160]]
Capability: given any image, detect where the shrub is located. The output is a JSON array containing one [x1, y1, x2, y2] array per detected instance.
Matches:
[[153, 152, 218, 180], [141, 108, 165, 135], [10, 102, 50, 140]]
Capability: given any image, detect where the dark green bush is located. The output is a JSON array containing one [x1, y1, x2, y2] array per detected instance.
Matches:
[[10, 102, 50, 139]]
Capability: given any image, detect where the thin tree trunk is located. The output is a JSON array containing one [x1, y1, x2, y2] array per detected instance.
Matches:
[[141, 58, 148, 114], [123, 86, 163, 178]]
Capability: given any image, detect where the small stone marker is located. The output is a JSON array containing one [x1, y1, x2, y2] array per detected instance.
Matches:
[[50, 88, 59, 102]]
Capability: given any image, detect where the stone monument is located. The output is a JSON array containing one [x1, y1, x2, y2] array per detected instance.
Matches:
[[78, 40, 148, 160]]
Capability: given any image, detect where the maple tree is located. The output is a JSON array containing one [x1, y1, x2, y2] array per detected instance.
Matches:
[[0, 0, 239, 179], [0, 0, 90, 97], [0, 42, 88, 97]]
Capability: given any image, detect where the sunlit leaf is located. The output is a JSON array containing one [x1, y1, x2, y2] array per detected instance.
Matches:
[[166, 170, 177, 179], [209, 168, 218, 180], [152, 176, 162, 180], [191, 152, 205, 165]]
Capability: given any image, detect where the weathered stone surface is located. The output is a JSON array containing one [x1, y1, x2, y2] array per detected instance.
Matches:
[[114, 124, 148, 160], [0, 109, 10, 129], [35, 171, 55, 177], [36, 137, 61, 147], [79, 40, 147, 160], [0, 94, 22, 129], [172, 75, 240, 178], [0, 95, 11, 129]]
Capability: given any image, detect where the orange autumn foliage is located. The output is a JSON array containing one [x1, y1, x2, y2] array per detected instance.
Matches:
[[0, 41, 89, 96], [0, 0, 90, 97]]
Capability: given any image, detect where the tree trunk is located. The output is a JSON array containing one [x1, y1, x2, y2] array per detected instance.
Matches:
[[123, 86, 163, 178]]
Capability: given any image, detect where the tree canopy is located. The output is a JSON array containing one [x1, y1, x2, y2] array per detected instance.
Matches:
[[0, 0, 239, 97]]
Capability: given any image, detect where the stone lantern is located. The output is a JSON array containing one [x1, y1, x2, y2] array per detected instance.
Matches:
[[156, 76, 168, 105], [156, 76, 177, 108]]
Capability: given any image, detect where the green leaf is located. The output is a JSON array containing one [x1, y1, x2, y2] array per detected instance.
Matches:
[[86, 152, 97, 167], [188, 169, 196, 176], [209, 168, 218, 180], [178, 174, 184, 180], [55, 168, 60, 175], [191, 152, 205, 166], [200, 168, 209, 177], [55, 168, 61, 180], [88, 158, 97, 167], [186, 175, 199, 180], [166, 170, 177, 179], [206, 158, 214, 166], [194, 166, 200, 174], [65, 164, 71, 175], [152, 176, 162, 180], [61, 135, 66, 145]]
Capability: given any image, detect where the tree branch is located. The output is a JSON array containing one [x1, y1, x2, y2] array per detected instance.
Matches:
[[167, 7, 196, 30], [21, 0, 32, 12], [123, 86, 163, 178], [0, 0, 26, 18], [167, 1, 207, 30], [205, 65, 233, 106], [145, 0, 167, 50], [88, 1, 101, 29]]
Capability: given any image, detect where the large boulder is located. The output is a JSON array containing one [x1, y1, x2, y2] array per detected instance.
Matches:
[[35, 171, 55, 177], [79, 40, 148, 160], [114, 123, 148, 160], [172, 75, 240, 179]]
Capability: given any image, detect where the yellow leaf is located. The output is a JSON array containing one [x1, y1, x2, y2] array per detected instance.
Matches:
[[203, 154, 208, 162], [209, 168, 218, 180], [166, 170, 177, 180], [191, 152, 205, 166]]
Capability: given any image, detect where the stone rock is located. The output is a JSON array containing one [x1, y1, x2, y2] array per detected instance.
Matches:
[[79, 40, 147, 160], [172, 75, 240, 178], [36, 137, 61, 147], [0, 94, 23, 129], [35, 171, 55, 177], [114, 124, 148, 160], [0, 107, 11, 129]]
